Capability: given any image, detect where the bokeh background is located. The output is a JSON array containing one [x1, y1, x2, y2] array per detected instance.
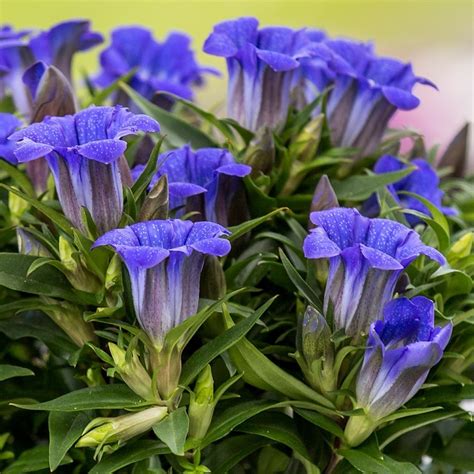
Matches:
[[1, 0, 473, 168]]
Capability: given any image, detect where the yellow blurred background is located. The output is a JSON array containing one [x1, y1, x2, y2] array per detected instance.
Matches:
[[1, 0, 472, 165]]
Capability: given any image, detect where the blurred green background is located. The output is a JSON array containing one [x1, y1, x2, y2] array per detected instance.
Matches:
[[1, 0, 472, 165]]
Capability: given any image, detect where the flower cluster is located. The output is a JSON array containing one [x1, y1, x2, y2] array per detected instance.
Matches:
[[94, 26, 215, 109], [303, 208, 445, 337], [205, 17, 434, 158], [0, 14, 466, 474]]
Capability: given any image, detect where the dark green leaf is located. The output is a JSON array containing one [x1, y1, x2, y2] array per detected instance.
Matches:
[[12, 384, 148, 412], [180, 297, 277, 386], [338, 449, 420, 473], [238, 412, 310, 459], [153, 407, 189, 455], [295, 408, 345, 439], [89, 440, 168, 473], [205, 435, 270, 472], [332, 167, 415, 201], [3, 446, 72, 473], [48, 411, 90, 471], [0, 364, 34, 381], [120, 82, 216, 148]]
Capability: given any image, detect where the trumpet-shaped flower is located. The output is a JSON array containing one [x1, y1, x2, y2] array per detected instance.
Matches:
[[132, 145, 251, 225], [0, 112, 21, 163], [95, 26, 213, 109], [345, 297, 452, 446], [93, 220, 231, 344], [363, 155, 456, 225], [10, 105, 159, 234], [203, 16, 328, 131], [30, 20, 103, 81], [303, 208, 445, 337], [0, 20, 101, 117], [303, 38, 435, 157]]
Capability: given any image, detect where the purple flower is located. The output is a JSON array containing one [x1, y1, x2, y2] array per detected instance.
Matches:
[[0, 25, 30, 41], [0, 39, 35, 116], [93, 220, 231, 344], [94, 26, 213, 109], [0, 20, 102, 117], [304, 38, 435, 157], [203, 17, 328, 131], [356, 296, 452, 420], [29, 20, 103, 81], [303, 208, 445, 337], [0, 112, 21, 164], [363, 155, 457, 226], [132, 145, 251, 225], [9, 105, 159, 234]]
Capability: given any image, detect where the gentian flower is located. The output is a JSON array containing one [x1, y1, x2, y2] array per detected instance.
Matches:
[[9, 105, 159, 234], [0, 25, 30, 41], [0, 40, 35, 116], [132, 145, 251, 225], [303, 38, 435, 157], [345, 296, 452, 446], [93, 220, 231, 345], [0, 112, 21, 163], [363, 155, 456, 226], [29, 20, 103, 81], [94, 26, 213, 109], [0, 20, 101, 117], [203, 17, 328, 131], [303, 208, 445, 337]]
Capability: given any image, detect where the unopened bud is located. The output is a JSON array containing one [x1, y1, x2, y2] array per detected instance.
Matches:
[[448, 232, 473, 266], [17, 228, 52, 257], [8, 190, 29, 224], [76, 406, 168, 448], [189, 365, 215, 440], [109, 343, 154, 401], [41, 297, 97, 347], [244, 127, 275, 177], [309, 175, 339, 217], [138, 174, 169, 221], [59, 236, 102, 293], [296, 306, 335, 395]]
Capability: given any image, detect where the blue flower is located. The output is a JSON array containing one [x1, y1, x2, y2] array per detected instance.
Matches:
[[344, 296, 452, 446], [9, 105, 159, 234], [132, 145, 251, 225], [303, 208, 445, 337], [94, 26, 214, 109], [363, 155, 457, 226], [203, 17, 328, 131], [357, 296, 452, 419], [303, 38, 435, 157], [93, 220, 231, 344], [0, 20, 102, 116], [0, 112, 21, 164], [29, 20, 103, 81]]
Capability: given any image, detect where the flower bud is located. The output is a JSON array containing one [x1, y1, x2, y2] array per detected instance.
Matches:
[[23, 62, 77, 194], [189, 365, 215, 440], [309, 175, 339, 217], [108, 342, 154, 401], [76, 406, 167, 448], [41, 297, 97, 347], [244, 128, 275, 177], [105, 254, 123, 291], [280, 115, 324, 196], [8, 189, 29, 225], [138, 174, 169, 221], [296, 306, 335, 395], [447, 232, 473, 266], [59, 236, 102, 293], [17, 228, 52, 257]]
